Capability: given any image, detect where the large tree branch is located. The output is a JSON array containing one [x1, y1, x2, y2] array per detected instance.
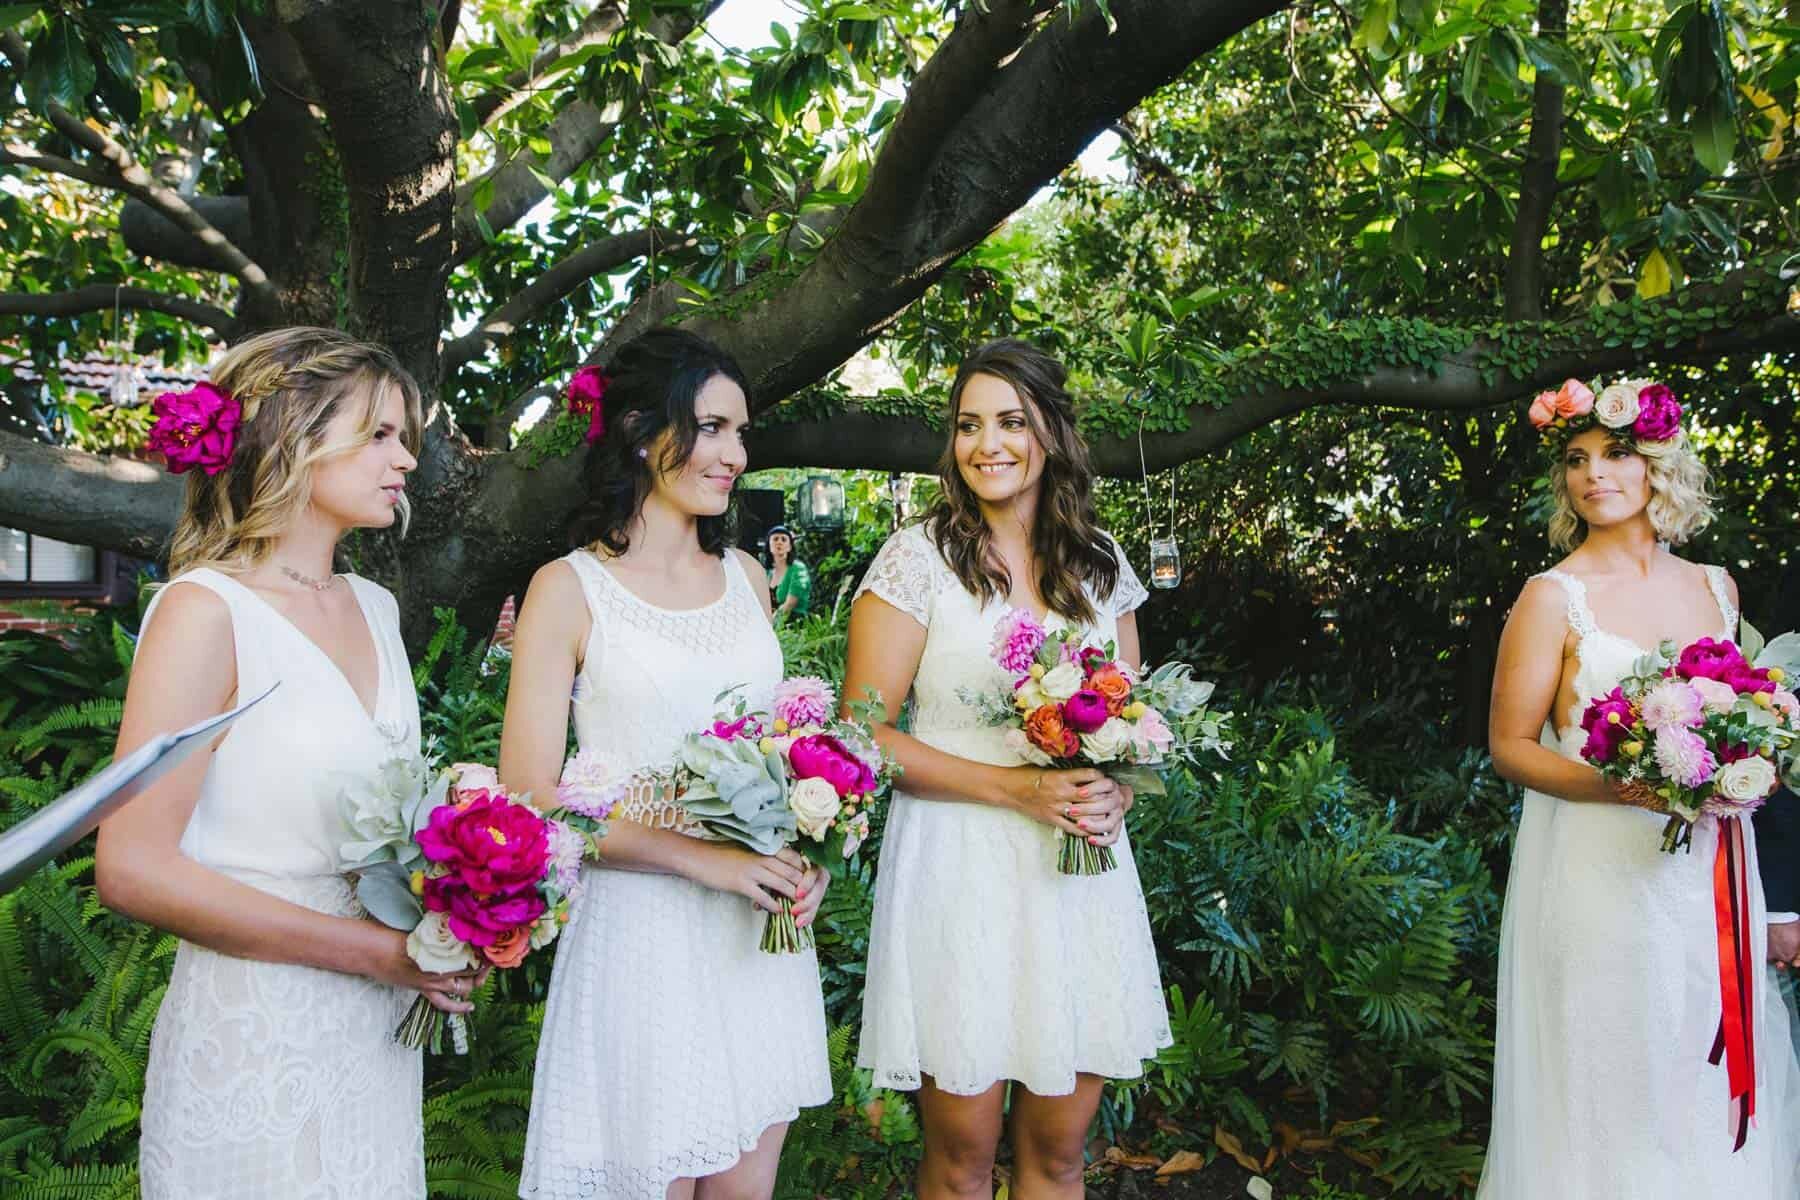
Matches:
[[442, 228, 676, 370], [0, 433, 182, 560], [468, 3, 626, 129], [451, 3, 719, 258], [0, 143, 121, 190], [0, 284, 233, 336], [1504, 0, 1567, 320], [0, 31, 277, 311]]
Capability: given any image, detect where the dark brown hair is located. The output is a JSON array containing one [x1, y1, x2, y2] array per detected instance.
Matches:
[[924, 338, 1118, 626], [567, 328, 750, 557]]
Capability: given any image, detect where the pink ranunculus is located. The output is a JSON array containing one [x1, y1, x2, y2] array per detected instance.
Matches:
[[1131, 707, 1174, 757], [1630, 384, 1682, 441], [1527, 390, 1558, 430], [788, 733, 877, 797], [1578, 686, 1636, 764], [772, 676, 834, 729], [1554, 378, 1595, 420], [566, 366, 610, 445], [1062, 689, 1111, 734], [147, 383, 242, 475], [1675, 637, 1749, 684], [423, 876, 547, 946], [991, 609, 1048, 674], [415, 791, 551, 896], [1078, 647, 1111, 676]]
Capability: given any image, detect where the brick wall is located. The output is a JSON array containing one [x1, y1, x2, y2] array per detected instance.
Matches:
[[0, 601, 87, 636]]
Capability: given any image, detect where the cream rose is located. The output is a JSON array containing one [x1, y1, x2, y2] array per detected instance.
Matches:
[[407, 910, 475, 973], [1003, 727, 1055, 766], [1079, 717, 1135, 764], [529, 910, 561, 950], [1039, 662, 1084, 703], [1593, 381, 1642, 429], [451, 762, 501, 793], [1715, 756, 1778, 803], [789, 776, 842, 841]]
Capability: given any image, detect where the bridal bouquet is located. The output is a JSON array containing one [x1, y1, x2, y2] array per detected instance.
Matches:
[[339, 757, 611, 1052], [670, 677, 895, 953], [972, 608, 1232, 875], [1577, 624, 1800, 853]]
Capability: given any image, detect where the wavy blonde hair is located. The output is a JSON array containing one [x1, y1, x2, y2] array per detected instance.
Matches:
[[1546, 430, 1714, 552], [166, 327, 424, 577]]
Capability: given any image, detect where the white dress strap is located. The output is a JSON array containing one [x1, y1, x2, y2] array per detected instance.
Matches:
[[1535, 568, 1597, 638], [1702, 564, 1738, 637]]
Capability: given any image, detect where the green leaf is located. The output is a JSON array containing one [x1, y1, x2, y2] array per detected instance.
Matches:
[[354, 861, 424, 930], [1522, 35, 1589, 92], [1690, 101, 1736, 174], [27, 20, 97, 113], [0, 5, 44, 32]]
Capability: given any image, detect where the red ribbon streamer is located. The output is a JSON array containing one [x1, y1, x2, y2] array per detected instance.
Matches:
[[1709, 816, 1757, 1150]]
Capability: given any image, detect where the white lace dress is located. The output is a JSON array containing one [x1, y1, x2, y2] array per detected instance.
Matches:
[[136, 569, 425, 1199], [519, 550, 831, 1200], [853, 524, 1172, 1095], [1479, 566, 1800, 1198]]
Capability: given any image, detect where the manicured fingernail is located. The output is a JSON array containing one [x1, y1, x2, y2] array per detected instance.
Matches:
[[1078, 821, 1090, 831]]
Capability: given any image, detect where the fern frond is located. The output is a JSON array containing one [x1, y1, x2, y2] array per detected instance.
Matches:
[[0, 1160, 137, 1200], [424, 1156, 522, 1199]]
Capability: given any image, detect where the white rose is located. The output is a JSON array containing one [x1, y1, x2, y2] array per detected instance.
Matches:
[[1593, 382, 1642, 429], [1003, 727, 1055, 766], [1715, 756, 1778, 803], [1079, 717, 1135, 764], [406, 911, 475, 973], [529, 910, 561, 950], [1040, 662, 1084, 703], [789, 776, 842, 841]]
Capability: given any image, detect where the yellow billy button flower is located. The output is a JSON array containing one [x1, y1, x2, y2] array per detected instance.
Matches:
[[410, 870, 426, 896], [1606, 711, 1622, 725], [759, 736, 777, 754], [1755, 692, 1773, 710], [773, 718, 790, 734], [1623, 741, 1644, 758], [1015, 693, 1033, 711], [1029, 664, 1046, 680], [1123, 701, 1148, 720], [1769, 668, 1785, 684]]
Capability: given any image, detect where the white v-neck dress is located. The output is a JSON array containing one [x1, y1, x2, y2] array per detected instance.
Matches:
[[135, 569, 426, 1199]]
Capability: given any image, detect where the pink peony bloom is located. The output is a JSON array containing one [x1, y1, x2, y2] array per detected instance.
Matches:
[[991, 609, 1048, 674], [566, 366, 610, 445], [1638, 679, 1705, 733], [1062, 689, 1111, 734], [788, 733, 877, 797], [1675, 638, 1749, 684], [1723, 664, 1777, 696], [1528, 391, 1558, 430], [1578, 687, 1636, 764], [147, 383, 241, 475], [772, 676, 834, 729], [416, 791, 551, 896], [423, 876, 547, 946], [1553, 378, 1595, 420], [1653, 725, 1717, 789], [1631, 384, 1682, 441]]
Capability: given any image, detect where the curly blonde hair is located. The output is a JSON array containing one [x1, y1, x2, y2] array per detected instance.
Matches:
[[166, 327, 424, 577], [1546, 430, 1714, 552]]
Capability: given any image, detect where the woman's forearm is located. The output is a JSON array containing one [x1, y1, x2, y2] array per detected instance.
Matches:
[[1491, 737, 1616, 805], [872, 721, 1022, 812]]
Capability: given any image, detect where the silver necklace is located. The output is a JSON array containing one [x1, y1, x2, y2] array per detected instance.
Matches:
[[279, 564, 338, 592]]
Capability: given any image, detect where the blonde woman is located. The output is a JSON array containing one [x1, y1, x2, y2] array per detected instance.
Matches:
[[96, 328, 477, 1198], [1479, 380, 1800, 1197]]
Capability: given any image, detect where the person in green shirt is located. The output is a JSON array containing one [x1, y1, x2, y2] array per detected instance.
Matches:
[[766, 524, 812, 621]]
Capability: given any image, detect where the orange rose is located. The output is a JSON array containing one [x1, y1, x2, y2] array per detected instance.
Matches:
[[1088, 664, 1133, 716], [482, 925, 530, 969], [1024, 704, 1077, 758], [1554, 378, 1594, 419]]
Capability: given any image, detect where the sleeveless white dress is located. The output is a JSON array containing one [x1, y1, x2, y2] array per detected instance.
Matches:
[[853, 524, 1172, 1095], [519, 550, 832, 1200], [1479, 566, 1800, 1198], [136, 569, 425, 1199]]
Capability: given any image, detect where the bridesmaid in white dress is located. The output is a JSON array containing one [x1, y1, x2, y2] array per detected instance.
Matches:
[[1480, 401, 1800, 1196], [844, 339, 1170, 1199], [97, 328, 482, 1198], [504, 329, 831, 1200]]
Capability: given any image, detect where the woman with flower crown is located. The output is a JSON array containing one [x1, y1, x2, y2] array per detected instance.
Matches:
[[503, 329, 831, 1200], [1479, 378, 1800, 1196], [843, 338, 1169, 1200], [96, 327, 480, 1198]]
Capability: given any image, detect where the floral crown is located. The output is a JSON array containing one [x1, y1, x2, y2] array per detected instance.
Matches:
[[1527, 376, 1683, 448], [565, 365, 611, 446], [147, 382, 243, 476]]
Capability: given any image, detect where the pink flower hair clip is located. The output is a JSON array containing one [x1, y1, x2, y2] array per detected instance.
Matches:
[[566, 365, 611, 445], [1527, 376, 1683, 448], [147, 382, 243, 475]]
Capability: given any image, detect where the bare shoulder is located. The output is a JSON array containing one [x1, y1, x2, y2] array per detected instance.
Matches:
[[517, 557, 590, 644], [1507, 573, 1571, 633], [132, 581, 236, 702], [731, 547, 770, 592]]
